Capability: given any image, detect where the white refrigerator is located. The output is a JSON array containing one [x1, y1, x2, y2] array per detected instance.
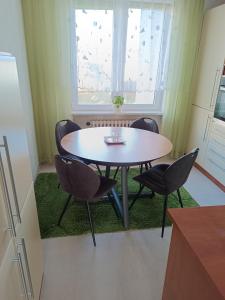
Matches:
[[0, 52, 43, 299]]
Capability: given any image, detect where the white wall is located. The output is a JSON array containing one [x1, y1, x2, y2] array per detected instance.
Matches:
[[0, 0, 38, 178], [204, 0, 225, 10]]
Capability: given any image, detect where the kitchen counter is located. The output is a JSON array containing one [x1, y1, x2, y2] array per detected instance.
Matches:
[[162, 206, 225, 300]]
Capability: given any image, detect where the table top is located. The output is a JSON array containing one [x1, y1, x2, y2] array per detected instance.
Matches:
[[168, 206, 225, 299], [61, 127, 172, 166]]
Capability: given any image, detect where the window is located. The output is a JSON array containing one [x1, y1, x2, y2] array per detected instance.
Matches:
[[75, 9, 113, 105], [72, 1, 172, 113]]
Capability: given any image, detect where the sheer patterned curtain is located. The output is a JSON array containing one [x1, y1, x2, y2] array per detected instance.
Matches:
[[123, 2, 172, 105], [73, 6, 114, 105], [72, 0, 173, 110]]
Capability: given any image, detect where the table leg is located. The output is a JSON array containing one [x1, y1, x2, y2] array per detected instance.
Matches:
[[111, 188, 123, 218], [121, 166, 129, 228]]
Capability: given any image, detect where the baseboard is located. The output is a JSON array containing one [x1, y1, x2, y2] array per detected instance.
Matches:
[[194, 163, 225, 193]]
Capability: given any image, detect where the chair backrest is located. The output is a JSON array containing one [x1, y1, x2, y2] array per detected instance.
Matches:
[[55, 155, 100, 200], [130, 117, 159, 133], [163, 148, 199, 193], [55, 119, 81, 155]]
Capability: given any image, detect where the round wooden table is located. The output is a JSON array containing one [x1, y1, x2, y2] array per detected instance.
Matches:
[[61, 127, 172, 228]]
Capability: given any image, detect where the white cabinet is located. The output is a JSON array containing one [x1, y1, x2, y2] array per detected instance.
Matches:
[[187, 105, 213, 166], [0, 174, 12, 265], [17, 186, 43, 300], [0, 55, 33, 216], [187, 4, 225, 184], [0, 134, 33, 214], [204, 119, 225, 185], [0, 178, 43, 300], [0, 53, 43, 299], [0, 218, 42, 300], [193, 6, 225, 110], [0, 240, 26, 300]]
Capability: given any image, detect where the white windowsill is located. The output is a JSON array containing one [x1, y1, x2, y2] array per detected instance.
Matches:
[[72, 111, 163, 116]]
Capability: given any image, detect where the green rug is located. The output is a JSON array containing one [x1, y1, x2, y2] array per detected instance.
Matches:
[[34, 169, 198, 239]]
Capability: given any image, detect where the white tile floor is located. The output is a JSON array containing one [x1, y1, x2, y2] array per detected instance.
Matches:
[[39, 166, 225, 300], [184, 167, 225, 206]]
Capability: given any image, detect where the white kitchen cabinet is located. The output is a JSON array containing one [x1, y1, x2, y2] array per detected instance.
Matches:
[[0, 54, 33, 217], [0, 240, 26, 300], [193, 6, 225, 110], [204, 119, 225, 185], [187, 105, 213, 166], [187, 4, 225, 186], [0, 53, 43, 299], [17, 185, 43, 300], [0, 179, 11, 265]]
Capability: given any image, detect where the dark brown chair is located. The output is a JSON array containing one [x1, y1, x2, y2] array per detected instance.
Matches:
[[129, 148, 199, 237], [131, 117, 159, 172], [55, 119, 81, 158], [113, 118, 159, 180], [55, 119, 102, 175], [131, 117, 159, 133], [55, 155, 118, 246]]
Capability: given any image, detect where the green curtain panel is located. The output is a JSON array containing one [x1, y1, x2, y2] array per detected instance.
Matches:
[[162, 0, 204, 158], [22, 0, 73, 163]]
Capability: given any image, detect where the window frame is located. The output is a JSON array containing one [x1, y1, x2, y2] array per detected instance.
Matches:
[[71, 2, 172, 114]]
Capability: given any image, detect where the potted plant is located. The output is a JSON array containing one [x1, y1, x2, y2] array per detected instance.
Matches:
[[112, 95, 124, 113]]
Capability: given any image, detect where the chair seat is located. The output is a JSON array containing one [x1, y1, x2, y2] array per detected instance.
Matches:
[[93, 176, 117, 200], [133, 164, 170, 195]]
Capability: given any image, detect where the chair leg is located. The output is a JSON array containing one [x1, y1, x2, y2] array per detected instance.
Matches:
[[161, 195, 168, 238], [85, 202, 96, 247], [140, 164, 143, 174], [57, 182, 60, 189], [105, 166, 111, 178], [144, 163, 149, 171], [150, 191, 155, 198], [129, 185, 145, 210], [57, 194, 72, 226], [113, 167, 120, 179], [148, 162, 152, 168], [96, 165, 102, 176], [177, 189, 183, 208], [107, 192, 120, 219]]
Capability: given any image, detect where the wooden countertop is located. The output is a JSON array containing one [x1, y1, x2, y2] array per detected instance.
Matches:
[[168, 206, 225, 299]]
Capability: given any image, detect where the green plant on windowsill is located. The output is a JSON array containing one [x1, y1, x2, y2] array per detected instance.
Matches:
[[112, 96, 124, 112]]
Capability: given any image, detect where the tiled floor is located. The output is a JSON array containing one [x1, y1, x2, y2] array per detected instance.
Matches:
[[39, 166, 225, 300], [184, 167, 225, 206]]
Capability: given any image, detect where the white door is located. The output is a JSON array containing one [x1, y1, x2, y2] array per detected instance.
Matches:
[[17, 185, 43, 300], [0, 240, 27, 300], [193, 6, 225, 110], [0, 54, 33, 223], [187, 105, 213, 167]]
